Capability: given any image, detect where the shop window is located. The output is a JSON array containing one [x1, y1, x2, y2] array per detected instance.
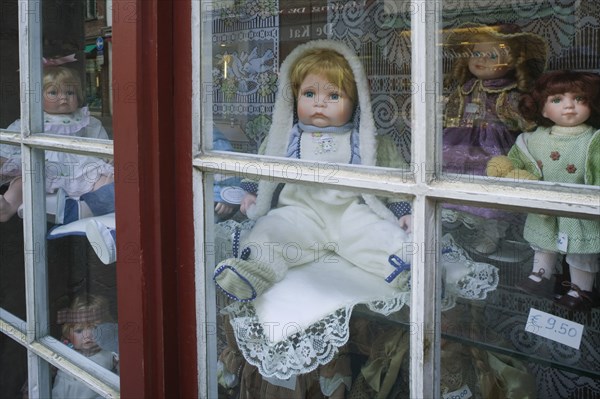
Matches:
[[0, 0, 118, 396], [194, 1, 600, 398]]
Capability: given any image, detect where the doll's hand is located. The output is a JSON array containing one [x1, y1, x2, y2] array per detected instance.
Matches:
[[487, 156, 514, 177], [240, 193, 257, 215], [398, 214, 412, 234], [215, 202, 236, 217]]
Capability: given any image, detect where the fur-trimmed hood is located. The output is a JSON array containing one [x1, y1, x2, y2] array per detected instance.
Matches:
[[247, 39, 395, 222]]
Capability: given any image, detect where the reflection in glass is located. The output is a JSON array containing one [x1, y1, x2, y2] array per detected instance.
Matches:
[[441, 202, 600, 397]]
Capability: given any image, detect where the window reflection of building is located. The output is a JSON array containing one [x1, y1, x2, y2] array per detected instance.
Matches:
[[84, 0, 113, 137]]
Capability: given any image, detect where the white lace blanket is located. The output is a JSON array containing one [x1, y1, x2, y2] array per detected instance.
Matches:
[[223, 233, 499, 379]]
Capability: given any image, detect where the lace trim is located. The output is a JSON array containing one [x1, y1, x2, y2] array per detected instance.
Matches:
[[43, 107, 91, 135], [223, 234, 498, 379], [224, 291, 410, 380]]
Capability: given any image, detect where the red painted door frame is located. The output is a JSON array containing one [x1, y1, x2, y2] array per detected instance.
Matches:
[[112, 0, 196, 397]]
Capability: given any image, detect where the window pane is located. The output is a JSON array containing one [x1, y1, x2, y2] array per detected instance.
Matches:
[[206, 0, 412, 168], [204, 2, 417, 396], [41, 0, 119, 394], [1, 0, 117, 395], [441, 2, 600, 190], [441, 202, 600, 397]]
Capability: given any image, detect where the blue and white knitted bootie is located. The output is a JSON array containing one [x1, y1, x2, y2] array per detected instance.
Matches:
[[214, 257, 278, 302]]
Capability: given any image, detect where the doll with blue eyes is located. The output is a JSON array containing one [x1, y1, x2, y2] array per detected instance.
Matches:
[[442, 24, 548, 254], [488, 70, 600, 311], [214, 40, 414, 302], [0, 62, 114, 224]]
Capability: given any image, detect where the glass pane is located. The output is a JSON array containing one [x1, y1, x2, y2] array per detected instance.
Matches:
[[1, 0, 117, 395], [441, 2, 600, 189], [440, 202, 600, 397], [210, 175, 414, 397], [206, 0, 412, 168], [205, 2, 416, 396], [41, 1, 119, 395]]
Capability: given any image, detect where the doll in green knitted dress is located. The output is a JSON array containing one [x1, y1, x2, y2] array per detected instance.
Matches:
[[487, 70, 600, 311]]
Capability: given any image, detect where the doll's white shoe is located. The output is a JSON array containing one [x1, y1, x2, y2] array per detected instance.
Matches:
[[471, 234, 499, 255], [86, 219, 117, 265]]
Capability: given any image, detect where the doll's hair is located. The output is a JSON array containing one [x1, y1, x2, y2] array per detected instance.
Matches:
[[58, 294, 112, 338], [519, 70, 600, 128], [43, 66, 84, 107], [447, 24, 547, 93], [289, 48, 358, 106]]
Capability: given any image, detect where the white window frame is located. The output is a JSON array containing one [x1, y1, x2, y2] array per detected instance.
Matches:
[[0, 1, 118, 396], [86, 0, 98, 20], [192, 1, 599, 398]]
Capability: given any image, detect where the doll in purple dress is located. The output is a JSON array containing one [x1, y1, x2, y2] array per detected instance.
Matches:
[[442, 23, 548, 254]]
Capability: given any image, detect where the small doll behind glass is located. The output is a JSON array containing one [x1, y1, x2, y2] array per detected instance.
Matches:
[[442, 23, 548, 254], [0, 61, 115, 224], [488, 70, 600, 311], [52, 294, 118, 399]]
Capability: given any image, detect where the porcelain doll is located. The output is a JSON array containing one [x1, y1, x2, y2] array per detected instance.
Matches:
[[53, 295, 118, 398], [442, 23, 548, 254], [0, 61, 114, 224], [213, 40, 414, 302], [488, 70, 600, 311]]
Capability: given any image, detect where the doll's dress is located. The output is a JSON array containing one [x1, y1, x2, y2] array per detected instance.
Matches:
[[52, 349, 114, 399], [508, 125, 600, 253], [0, 106, 114, 197], [442, 77, 527, 222], [218, 222, 499, 382]]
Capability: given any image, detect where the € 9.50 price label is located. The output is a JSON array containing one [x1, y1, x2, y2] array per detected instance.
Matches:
[[525, 308, 584, 349]]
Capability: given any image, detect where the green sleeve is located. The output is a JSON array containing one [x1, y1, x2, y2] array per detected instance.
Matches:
[[585, 130, 600, 186]]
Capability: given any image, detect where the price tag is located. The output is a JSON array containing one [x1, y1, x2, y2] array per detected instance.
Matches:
[[263, 374, 297, 390], [443, 385, 472, 399], [525, 308, 584, 349]]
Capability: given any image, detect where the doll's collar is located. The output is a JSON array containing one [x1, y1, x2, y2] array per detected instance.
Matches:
[[550, 124, 592, 137], [43, 106, 91, 135], [462, 77, 517, 93], [298, 121, 354, 134]]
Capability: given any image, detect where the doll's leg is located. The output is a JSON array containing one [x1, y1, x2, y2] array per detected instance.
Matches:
[[556, 253, 599, 311], [337, 202, 412, 289], [55, 181, 115, 224], [0, 177, 23, 222], [214, 205, 327, 301], [516, 249, 557, 297]]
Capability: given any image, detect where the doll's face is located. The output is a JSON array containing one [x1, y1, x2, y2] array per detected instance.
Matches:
[[542, 92, 591, 127], [43, 82, 79, 114], [297, 73, 354, 128], [67, 322, 99, 351], [468, 41, 513, 80]]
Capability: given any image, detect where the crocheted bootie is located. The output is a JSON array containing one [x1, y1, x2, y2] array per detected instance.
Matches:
[[214, 258, 278, 302]]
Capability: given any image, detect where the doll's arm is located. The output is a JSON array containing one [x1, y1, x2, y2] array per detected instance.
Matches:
[[585, 130, 600, 186], [387, 201, 412, 233], [487, 145, 539, 181]]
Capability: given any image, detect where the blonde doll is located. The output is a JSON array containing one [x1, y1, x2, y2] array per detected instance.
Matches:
[[214, 40, 414, 302], [53, 294, 118, 398], [0, 61, 114, 224], [442, 24, 548, 254]]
